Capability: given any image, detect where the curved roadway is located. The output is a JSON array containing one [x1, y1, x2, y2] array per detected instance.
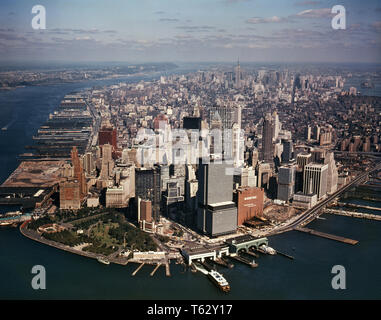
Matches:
[[268, 161, 381, 236]]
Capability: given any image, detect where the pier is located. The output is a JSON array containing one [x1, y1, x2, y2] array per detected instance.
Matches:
[[338, 202, 381, 212], [325, 208, 381, 221], [228, 254, 258, 268], [275, 250, 294, 260], [294, 226, 358, 245], [244, 250, 259, 258], [132, 262, 145, 276], [165, 261, 171, 277], [150, 263, 161, 277], [210, 257, 234, 269]]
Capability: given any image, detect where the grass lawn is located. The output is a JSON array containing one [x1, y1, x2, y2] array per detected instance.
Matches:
[[90, 222, 120, 247]]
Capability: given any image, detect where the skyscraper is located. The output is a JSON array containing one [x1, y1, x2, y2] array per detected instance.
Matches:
[[59, 146, 87, 210], [261, 113, 274, 162], [297, 153, 312, 169], [303, 163, 328, 200], [324, 152, 338, 194], [281, 139, 293, 163], [135, 166, 161, 222], [235, 59, 241, 89], [210, 104, 235, 130], [71, 146, 87, 197], [277, 165, 296, 202], [197, 160, 237, 237], [272, 111, 280, 141], [83, 152, 95, 176], [99, 125, 117, 150]]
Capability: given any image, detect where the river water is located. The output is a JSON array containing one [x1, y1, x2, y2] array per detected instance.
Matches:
[[0, 73, 380, 300]]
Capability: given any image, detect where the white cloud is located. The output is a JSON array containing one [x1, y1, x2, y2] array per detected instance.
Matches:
[[295, 8, 332, 18], [246, 16, 286, 24]]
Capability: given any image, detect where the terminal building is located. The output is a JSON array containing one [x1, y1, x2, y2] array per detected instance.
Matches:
[[181, 243, 230, 266]]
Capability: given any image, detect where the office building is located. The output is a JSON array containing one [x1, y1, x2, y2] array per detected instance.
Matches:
[[135, 166, 161, 222], [297, 153, 312, 169], [234, 166, 257, 188], [293, 192, 317, 209], [303, 163, 328, 200], [235, 59, 241, 89], [183, 117, 202, 130], [234, 186, 264, 225], [281, 139, 293, 163], [106, 184, 129, 208], [277, 165, 296, 202], [163, 181, 184, 220], [197, 160, 237, 237], [261, 113, 273, 162], [210, 104, 235, 130], [59, 146, 87, 210], [324, 152, 338, 194], [99, 125, 117, 150]]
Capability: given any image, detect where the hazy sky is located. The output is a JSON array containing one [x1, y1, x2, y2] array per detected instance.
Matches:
[[0, 0, 380, 63]]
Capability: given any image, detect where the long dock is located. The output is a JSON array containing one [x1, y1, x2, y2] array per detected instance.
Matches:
[[150, 263, 161, 277], [228, 254, 258, 268], [325, 209, 381, 221], [294, 227, 358, 245], [338, 202, 381, 212], [275, 250, 294, 260], [244, 250, 259, 258], [132, 262, 145, 276], [210, 258, 234, 269]]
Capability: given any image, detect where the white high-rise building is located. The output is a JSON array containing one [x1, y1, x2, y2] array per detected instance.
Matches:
[[325, 152, 338, 194], [303, 163, 328, 200], [272, 111, 281, 141]]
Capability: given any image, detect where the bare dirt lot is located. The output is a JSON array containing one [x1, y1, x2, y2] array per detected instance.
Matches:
[[263, 204, 303, 223]]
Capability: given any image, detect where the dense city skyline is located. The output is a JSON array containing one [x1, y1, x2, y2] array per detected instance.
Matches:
[[0, 0, 381, 304], [0, 0, 381, 63]]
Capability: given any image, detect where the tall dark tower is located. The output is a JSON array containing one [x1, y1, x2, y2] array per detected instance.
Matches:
[[71, 146, 87, 198], [196, 159, 237, 237], [261, 113, 274, 163], [235, 58, 241, 89], [99, 125, 117, 150], [135, 166, 161, 222]]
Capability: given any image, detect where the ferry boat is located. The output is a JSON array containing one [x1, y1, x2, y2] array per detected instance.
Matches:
[[207, 270, 230, 293], [97, 257, 110, 265]]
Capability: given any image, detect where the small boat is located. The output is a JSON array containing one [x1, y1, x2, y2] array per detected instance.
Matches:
[[97, 257, 110, 265], [258, 245, 276, 255]]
